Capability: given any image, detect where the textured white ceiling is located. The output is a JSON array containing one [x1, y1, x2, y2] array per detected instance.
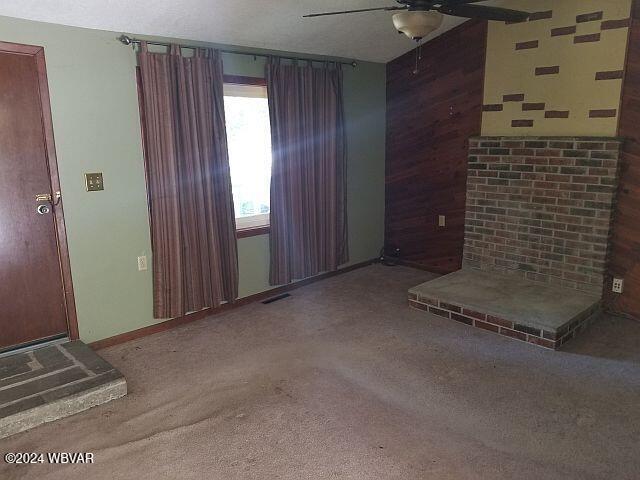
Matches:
[[0, 0, 492, 63]]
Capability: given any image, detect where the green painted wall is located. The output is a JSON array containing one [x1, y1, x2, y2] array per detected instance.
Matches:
[[0, 16, 386, 343]]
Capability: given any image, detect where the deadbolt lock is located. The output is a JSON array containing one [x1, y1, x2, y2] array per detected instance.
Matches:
[[35, 191, 61, 206]]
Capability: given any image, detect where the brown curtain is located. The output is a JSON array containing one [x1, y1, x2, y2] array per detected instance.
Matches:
[[138, 43, 238, 318], [266, 60, 348, 285]]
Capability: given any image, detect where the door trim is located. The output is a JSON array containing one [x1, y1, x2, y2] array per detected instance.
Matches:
[[0, 40, 79, 341]]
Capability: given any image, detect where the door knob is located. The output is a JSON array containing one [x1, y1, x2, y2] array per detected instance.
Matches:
[[37, 204, 51, 215]]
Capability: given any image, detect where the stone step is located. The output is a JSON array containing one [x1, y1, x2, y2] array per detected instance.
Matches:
[[0, 341, 126, 439]]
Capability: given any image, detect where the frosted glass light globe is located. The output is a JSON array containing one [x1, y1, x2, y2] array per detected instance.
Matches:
[[392, 11, 444, 40]]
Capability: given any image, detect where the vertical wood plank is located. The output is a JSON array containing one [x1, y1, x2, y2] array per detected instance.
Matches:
[[607, 1, 640, 319], [385, 20, 487, 274]]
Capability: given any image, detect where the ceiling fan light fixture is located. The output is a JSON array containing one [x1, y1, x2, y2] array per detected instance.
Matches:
[[392, 11, 444, 41]]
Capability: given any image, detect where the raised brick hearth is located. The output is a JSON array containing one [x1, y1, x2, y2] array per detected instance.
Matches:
[[408, 136, 621, 349], [409, 269, 601, 350]]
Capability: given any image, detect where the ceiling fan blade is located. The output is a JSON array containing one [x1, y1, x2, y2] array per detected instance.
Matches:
[[438, 0, 485, 4], [438, 4, 530, 22], [303, 6, 407, 18]]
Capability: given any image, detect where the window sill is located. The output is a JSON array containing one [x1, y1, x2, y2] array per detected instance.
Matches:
[[236, 226, 270, 239]]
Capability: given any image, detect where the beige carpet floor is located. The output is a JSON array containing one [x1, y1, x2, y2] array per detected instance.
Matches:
[[1, 265, 639, 479]]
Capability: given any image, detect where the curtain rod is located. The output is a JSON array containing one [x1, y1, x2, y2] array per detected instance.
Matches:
[[118, 35, 357, 67]]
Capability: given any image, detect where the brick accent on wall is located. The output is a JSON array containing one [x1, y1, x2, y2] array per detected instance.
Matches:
[[464, 136, 622, 294], [482, 0, 631, 136]]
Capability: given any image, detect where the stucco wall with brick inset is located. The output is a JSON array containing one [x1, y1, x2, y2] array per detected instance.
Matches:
[[482, 0, 632, 136], [463, 137, 622, 294]]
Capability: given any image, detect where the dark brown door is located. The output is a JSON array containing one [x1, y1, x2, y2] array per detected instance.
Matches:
[[0, 42, 74, 350]]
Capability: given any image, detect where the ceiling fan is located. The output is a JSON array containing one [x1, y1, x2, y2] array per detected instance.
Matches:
[[304, 1, 530, 41]]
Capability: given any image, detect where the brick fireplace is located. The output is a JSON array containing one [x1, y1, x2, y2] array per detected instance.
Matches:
[[464, 136, 622, 295], [408, 136, 622, 349]]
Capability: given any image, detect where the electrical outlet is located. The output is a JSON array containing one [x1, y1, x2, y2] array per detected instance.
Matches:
[[137, 256, 148, 271], [438, 215, 446, 227], [612, 278, 624, 294]]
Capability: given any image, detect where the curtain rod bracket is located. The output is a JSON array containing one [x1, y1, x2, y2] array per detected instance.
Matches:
[[118, 34, 133, 46]]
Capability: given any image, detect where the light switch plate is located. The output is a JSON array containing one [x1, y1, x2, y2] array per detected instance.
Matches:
[[85, 172, 104, 191], [438, 215, 446, 227]]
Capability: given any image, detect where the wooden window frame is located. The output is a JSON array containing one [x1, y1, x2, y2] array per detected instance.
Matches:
[[223, 75, 266, 87], [223, 75, 271, 239]]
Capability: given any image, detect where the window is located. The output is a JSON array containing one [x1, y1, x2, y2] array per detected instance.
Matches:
[[223, 77, 272, 233]]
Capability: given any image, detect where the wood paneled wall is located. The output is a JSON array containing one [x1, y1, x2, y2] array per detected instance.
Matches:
[[385, 20, 487, 274], [607, 1, 640, 319]]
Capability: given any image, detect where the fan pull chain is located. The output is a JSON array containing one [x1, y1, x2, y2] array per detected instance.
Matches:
[[412, 41, 423, 75]]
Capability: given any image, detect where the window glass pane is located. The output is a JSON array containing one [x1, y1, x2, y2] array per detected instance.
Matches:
[[223, 84, 272, 227]]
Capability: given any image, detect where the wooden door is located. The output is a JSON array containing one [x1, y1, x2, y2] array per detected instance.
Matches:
[[0, 41, 76, 351]]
